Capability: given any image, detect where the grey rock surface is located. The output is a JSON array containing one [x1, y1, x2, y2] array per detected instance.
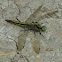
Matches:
[[0, 0, 62, 62]]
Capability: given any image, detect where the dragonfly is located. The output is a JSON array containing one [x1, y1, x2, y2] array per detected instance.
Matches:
[[5, 18, 46, 34], [5, 5, 58, 54]]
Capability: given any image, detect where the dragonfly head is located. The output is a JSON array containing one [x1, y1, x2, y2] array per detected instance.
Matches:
[[41, 26, 46, 31]]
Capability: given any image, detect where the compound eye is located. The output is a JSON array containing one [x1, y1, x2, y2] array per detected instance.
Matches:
[[42, 26, 46, 31]]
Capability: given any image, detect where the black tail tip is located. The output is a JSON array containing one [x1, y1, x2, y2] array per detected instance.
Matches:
[[5, 19, 12, 22]]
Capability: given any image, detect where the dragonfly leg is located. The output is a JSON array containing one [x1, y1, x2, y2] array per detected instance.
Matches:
[[39, 32, 41, 35], [23, 28, 28, 33], [20, 28, 28, 34], [34, 31, 36, 36], [40, 32, 45, 38], [16, 17, 20, 22]]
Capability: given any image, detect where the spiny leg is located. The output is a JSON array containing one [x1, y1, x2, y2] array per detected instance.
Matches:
[[39, 32, 45, 38], [34, 31, 36, 36], [19, 28, 28, 33], [16, 17, 20, 22]]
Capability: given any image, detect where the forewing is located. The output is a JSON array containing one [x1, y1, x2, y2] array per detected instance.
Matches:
[[25, 5, 43, 23], [26, 5, 59, 23]]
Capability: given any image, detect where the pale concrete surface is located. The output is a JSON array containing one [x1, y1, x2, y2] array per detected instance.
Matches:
[[0, 0, 62, 62]]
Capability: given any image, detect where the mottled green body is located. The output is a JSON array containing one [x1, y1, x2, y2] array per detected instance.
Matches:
[[5, 19, 46, 34]]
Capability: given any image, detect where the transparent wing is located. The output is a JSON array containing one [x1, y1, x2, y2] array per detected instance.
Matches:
[[18, 31, 42, 54], [18, 31, 28, 51], [18, 5, 59, 54], [25, 5, 43, 23], [26, 5, 59, 23], [29, 32, 41, 54]]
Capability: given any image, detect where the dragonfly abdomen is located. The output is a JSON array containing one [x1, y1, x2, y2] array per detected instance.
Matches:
[[5, 20, 25, 26]]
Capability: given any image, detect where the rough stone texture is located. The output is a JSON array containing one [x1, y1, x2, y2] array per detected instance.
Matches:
[[0, 0, 62, 62]]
